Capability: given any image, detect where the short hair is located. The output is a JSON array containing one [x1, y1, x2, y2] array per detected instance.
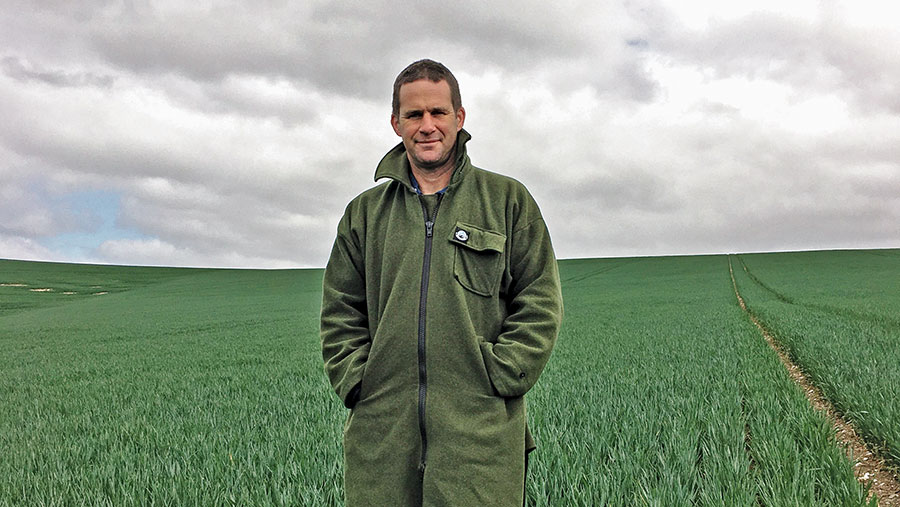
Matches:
[[391, 59, 462, 116]]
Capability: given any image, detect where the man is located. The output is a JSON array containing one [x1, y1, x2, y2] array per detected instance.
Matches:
[[321, 59, 563, 506]]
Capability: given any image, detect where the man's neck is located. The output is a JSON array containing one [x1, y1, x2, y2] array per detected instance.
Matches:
[[409, 161, 454, 195]]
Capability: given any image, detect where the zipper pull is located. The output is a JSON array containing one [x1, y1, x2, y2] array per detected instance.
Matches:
[[425, 220, 434, 238]]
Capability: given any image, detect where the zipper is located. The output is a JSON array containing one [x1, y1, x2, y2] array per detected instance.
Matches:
[[416, 192, 443, 473]]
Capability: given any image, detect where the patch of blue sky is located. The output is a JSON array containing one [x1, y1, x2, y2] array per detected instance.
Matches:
[[40, 189, 148, 261]]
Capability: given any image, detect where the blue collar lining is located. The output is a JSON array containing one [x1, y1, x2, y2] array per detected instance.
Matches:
[[409, 171, 448, 195]]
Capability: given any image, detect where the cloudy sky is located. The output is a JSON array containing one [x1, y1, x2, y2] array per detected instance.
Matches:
[[2, 1, 898, 268]]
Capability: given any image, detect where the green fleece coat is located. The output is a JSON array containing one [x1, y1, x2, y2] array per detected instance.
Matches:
[[321, 129, 563, 506]]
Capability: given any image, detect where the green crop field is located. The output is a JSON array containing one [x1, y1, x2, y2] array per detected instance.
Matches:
[[731, 250, 900, 471], [1, 251, 897, 505]]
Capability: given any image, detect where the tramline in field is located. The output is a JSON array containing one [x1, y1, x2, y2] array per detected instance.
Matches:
[[731, 251, 900, 489]]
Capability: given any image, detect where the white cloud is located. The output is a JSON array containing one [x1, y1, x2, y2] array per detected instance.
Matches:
[[96, 237, 299, 269], [0, 233, 57, 262], [657, 0, 820, 30]]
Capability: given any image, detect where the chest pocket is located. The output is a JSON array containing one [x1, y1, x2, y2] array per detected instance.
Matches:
[[449, 221, 506, 297]]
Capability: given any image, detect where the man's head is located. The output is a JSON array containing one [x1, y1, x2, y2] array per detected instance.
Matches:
[[391, 59, 462, 117], [390, 59, 466, 174]]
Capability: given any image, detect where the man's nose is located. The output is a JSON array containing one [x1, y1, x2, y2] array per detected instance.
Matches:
[[419, 113, 435, 132]]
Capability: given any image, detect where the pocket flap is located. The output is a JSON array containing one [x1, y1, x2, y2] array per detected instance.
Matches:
[[448, 221, 506, 253]]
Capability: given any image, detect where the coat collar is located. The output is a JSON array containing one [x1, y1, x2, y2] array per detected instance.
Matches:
[[374, 129, 472, 193]]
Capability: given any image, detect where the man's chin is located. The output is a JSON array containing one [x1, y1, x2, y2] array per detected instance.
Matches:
[[412, 155, 449, 171]]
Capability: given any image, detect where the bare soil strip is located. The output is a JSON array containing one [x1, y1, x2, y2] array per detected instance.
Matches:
[[729, 258, 900, 506]]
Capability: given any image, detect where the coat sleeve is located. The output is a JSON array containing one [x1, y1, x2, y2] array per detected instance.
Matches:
[[321, 208, 370, 408], [480, 212, 563, 398]]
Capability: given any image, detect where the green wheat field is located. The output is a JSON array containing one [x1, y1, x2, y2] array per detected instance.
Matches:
[[2, 250, 899, 505]]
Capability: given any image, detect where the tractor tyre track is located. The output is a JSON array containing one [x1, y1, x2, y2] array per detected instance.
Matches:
[[729, 257, 900, 506], [560, 259, 634, 284], [736, 256, 900, 329]]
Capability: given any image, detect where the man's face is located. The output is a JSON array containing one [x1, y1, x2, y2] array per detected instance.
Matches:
[[391, 79, 465, 172]]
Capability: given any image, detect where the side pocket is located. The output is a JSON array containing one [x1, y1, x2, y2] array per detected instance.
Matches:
[[449, 221, 506, 297], [344, 382, 362, 409], [478, 339, 500, 396]]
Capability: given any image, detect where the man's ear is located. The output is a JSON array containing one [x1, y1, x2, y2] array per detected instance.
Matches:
[[390, 114, 401, 136], [456, 107, 466, 131]]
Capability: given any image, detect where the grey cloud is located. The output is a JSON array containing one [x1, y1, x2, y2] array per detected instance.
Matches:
[[1, 83, 315, 193], [16, 1, 657, 104], [140, 75, 323, 129], [640, 6, 900, 115], [550, 168, 681, 214], [85, 2, 395, 98], [554, 187, 897, 260], [114, 188, 333, 267], [689, 100, 741, 117], [538, 104, 900, 260], [817, 19, 900, 114], [686, 13, 816, 79], [1, 56, 114, 88], [195, 79, 320, 128], [3, 125, 198, 187], [718, 198, 898, 252], [815, 129, 900, 166], [850, 175, 900, 201]]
